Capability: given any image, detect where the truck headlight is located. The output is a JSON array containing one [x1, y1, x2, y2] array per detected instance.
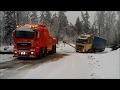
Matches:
[[31, 52, 34, 54], [21, 52, 26, 55], [14, 51, 17, 54]]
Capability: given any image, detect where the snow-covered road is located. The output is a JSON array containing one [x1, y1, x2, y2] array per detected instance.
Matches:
[[22, 44, 119, 79], [0, 43, 119, 79]]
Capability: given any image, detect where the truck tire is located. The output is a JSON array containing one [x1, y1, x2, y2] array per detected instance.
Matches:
[[43, 47, 47, 57], [76, 50, 79, 52], [48, 46, 54, 55], [88, 49, 94, 53], [52, 45, 54, 54], [88, 49, 91, 53], [39, 48, 43, 59]]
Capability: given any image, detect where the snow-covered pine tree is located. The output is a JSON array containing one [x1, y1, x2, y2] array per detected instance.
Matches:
[[43, 11, 52, 33], [0, 12, 2, 46], [81, 11, 90, 34], [39, 11, 45, 24], [105, 11, 116, 45], [14, 11, 30, 25], [114, 11, 120, 45], [74, 17, 82, 35], [2, 11, 16, 45], [66, 22, 77, 43], [57, 11, 68, 43], [94, 11, 106, 37], [50, 12, 59, 38], [44, 11, 52, 26], [94, 11, 117, 45], [30, 11, 38, 24]]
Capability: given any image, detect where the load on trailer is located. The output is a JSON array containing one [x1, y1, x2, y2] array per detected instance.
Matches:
[[12, 24, 57, 58], [75, 34, 106, 53]]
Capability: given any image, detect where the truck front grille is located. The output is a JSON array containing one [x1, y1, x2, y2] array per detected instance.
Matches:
[[17, 42, 31, 47], [76, 45, 84, 51]]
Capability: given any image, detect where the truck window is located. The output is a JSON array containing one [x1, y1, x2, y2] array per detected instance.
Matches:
[[15, 31, 34, 38], [36, 31, 39, 39], [76, 39, 88, 44]]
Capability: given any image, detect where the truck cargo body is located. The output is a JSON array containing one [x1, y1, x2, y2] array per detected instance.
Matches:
[[92, 36, 106, 52]]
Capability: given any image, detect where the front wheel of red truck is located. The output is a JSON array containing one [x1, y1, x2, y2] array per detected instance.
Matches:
[[43, 47, 47, 57], [38, 48, 43, 59]]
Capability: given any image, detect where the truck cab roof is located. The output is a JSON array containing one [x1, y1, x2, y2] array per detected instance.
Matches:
[[15, 26, 34, 32]]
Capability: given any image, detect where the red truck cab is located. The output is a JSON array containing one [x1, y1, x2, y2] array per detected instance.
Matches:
[[12, 24, 56, 59]]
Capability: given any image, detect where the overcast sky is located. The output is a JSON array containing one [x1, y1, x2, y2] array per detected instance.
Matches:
[[51, 11, 96, 25], [66, 11, 96, 25]]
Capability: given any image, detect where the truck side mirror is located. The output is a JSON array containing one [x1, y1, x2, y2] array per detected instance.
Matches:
[[36, 31, 39, 40], [37, 33, 39, 39]]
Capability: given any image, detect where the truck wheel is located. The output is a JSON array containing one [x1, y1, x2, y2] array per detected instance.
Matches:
[[43, 47, 47, 57], [52, 46, 54, 54], [48, 47, 53, 55], [76, 50, 79, 52], [88, 49, 92, 53], [39, 48, 43, 59]]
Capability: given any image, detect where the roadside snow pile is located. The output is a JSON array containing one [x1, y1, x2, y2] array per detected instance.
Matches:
[[0, 46, 13, 53], [87, 48, 120, 79], [0, 46, 16, 63], [0, 54, 16, 63], [56, 42, 75, 53]]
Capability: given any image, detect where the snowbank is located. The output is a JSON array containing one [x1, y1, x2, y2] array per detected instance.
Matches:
[[91, 48, 120, 79], [0, 54, 16, 63], [0, 45, 13, 53], [56, 42, 76, 53], [0, 45, 15, 63]]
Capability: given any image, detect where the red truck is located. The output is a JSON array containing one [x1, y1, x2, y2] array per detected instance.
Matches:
[[12, 24, 57, 59]]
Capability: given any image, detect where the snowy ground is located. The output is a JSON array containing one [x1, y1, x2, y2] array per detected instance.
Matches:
[[0, 43, 120, 79], [0, 45, 13, 52], [0, 45, 15, 63], [0, 54, 16, 63]]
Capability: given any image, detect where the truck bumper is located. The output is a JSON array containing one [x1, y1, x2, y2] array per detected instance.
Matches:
[[13, 52, 38, 58]]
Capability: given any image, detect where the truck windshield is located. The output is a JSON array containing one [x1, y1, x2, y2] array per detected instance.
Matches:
[[76, 39, 88, 44], [15, 31, 34, 38]]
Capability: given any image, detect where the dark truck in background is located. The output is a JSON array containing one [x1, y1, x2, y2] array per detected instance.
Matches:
[[75, 34, 107, 53]]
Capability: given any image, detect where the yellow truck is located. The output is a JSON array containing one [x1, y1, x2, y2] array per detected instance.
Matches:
[[75, 34, 106, 53]]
